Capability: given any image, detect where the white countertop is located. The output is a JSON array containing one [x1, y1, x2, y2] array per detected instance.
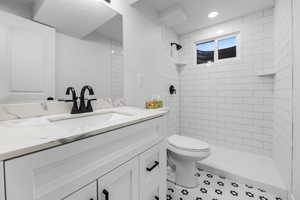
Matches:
[[0, 107, 168, 161]]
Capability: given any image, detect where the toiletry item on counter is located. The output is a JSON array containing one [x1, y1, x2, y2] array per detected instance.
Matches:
[[145, 96, 164, 109]]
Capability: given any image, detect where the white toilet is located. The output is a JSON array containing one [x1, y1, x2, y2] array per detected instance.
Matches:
[[167, 135, 210, 188]]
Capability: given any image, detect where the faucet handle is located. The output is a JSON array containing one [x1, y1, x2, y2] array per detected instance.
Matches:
[[64, 99, 77, 102], [78, 85, 96, 113], [66, 87, 78, 100], [65, 87, 79, 114], [86, 98, 97, 113]]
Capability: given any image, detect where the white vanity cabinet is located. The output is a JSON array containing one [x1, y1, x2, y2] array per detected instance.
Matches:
[[62, 145, 165, 200], [98, 158, 139, 200], [3, 117, 167, 200], [139, 142, 166, 200], [63, 182, 97, 200]]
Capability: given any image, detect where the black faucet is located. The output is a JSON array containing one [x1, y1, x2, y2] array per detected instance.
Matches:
[[79, 85, 97, 113], [65, 87, 79, 114]]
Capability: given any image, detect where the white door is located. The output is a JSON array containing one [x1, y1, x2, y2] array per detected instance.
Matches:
[[98, 158, 139, 200], [0, 10, 55, 103], [63, 182, 97, 200]]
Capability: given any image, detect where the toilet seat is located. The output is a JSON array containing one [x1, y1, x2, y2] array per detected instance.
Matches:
[[167, 135, 210, 152]]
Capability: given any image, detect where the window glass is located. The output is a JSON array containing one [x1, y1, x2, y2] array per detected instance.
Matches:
[[218, 36, 237, 60], [196, 41, 215, 64]]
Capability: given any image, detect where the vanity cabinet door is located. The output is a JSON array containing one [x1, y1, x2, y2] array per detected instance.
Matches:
[[63, 182, 97, 200], [98, 158, 139, 200], [139, 142, 167, 200], [143, 186, 160, 200]]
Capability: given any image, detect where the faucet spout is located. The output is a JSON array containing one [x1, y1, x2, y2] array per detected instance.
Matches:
[[80, 85, 94, 100], [79, 85, 96, 113]]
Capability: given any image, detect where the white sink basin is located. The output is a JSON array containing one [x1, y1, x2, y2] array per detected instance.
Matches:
[[49, 112, 132, 133]]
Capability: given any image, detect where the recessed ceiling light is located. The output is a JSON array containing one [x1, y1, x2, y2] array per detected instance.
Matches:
[[216, 30, 224, 34], [208, 11, 219, 19]]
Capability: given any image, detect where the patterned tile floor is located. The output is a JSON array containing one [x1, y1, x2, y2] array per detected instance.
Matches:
[[167, 167, 285, 200]]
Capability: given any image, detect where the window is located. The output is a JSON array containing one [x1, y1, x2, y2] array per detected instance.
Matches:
[[196, 40, 215, 64], [196, 34, 238, 65], [218, 36, 237, 60]]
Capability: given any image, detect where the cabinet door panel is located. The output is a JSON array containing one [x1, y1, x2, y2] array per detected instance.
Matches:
[[63, 182, 97, 200], [98, 158, 139, 200], [143, 186, 160, 200], [139, 142, 167, 200]]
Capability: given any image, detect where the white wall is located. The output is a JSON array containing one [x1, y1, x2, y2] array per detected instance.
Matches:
[[55, 33, 123, 99], [54, 1, 180, 134], [273, 0, 294, 194], [111, 40, 124, 99], [0, 24, 9, 101], [110, 1, 180, 135], [110, 1, 178, 104], [59, 0, 181, 136], [179, 9, 274, 156], [161, 25, 180, 135], [292, 0, 300, 199]]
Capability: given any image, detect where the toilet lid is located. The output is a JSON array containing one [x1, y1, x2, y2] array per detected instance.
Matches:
[[168, 135, 210, 152]]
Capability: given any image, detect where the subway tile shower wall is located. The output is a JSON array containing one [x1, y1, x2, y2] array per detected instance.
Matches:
[[111, 41, 124, 99], [179, 9, 274, 156]]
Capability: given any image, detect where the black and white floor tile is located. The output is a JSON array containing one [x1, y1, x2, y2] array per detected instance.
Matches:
[[167, 168, 285, 200]]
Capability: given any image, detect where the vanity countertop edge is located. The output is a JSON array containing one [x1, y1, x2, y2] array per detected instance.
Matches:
[[0, 106, 169, 161]]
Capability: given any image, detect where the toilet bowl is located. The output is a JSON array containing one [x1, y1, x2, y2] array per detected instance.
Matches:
[[167, 135, 210, 188]]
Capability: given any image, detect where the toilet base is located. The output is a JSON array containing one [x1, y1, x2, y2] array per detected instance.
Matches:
[[168, 151, 199, 188]]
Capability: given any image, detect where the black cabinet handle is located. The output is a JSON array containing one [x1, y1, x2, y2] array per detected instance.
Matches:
[[146, 161, 159, 172], [103, 189, 109, 200], [155, 196, 159, 200]]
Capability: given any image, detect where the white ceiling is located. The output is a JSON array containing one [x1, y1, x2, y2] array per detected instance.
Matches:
[[94, 14, 123, 43], [0, 0, 123, 42], [139, 0, 274, 35], [33, 0, 118, 39], [2, 0, 274, 37]]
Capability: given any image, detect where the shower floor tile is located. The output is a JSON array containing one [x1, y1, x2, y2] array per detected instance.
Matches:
[[167, 168, 285, 200]]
